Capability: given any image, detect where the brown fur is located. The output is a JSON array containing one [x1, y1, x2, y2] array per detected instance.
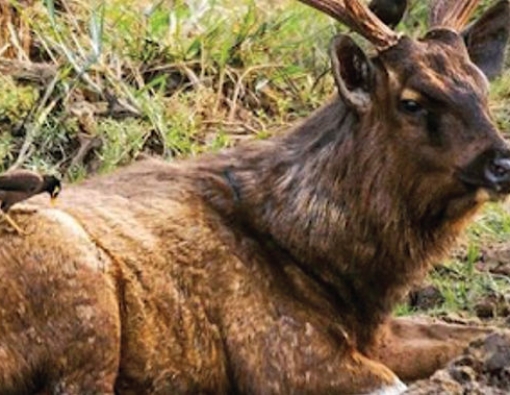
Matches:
[[1, 2, 510, 394]]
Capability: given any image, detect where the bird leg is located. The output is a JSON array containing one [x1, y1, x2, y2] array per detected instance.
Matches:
[[0, 212, 25, 235]]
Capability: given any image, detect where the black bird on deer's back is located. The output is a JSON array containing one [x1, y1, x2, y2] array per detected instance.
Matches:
[[0, 170, 61, 233], [369, 0, 408, 28]]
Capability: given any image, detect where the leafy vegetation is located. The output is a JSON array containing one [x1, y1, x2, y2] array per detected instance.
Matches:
[[2, 0, 510, 320], [0, 0, 340, 176]]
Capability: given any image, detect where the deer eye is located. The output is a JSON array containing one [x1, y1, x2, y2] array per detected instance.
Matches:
[[400, 99, 425, 115]]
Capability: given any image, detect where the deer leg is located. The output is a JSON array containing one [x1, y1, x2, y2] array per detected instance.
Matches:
[[344, 351, 408, 395], [366, 316, 493, 382], [0, 211, 121, 394], [225, 321, 409, 394]]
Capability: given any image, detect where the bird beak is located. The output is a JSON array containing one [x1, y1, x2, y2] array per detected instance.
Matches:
[[50, 186, 61, 207]]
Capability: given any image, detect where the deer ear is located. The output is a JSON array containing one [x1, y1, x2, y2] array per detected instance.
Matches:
[[330, 35, 375, 113], [462, 0, 510, 80]]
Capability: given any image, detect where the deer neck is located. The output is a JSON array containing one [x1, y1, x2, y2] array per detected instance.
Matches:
[[201, 97, 460, 336]]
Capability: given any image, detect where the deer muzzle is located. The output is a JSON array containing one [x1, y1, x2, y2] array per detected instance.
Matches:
[[486, 157, 510, 190], [458, 148, 510, 195]]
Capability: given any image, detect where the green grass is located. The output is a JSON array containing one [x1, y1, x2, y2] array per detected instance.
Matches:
[[2, 0, 510, 322], [0, 0, 338, 173], [395, 203, 510, 320]]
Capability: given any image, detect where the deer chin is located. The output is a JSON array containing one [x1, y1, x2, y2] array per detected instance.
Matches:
[[443, 188, 490, 224], [474, 187, 507, 203], [455, 168, 510, 204], [444, 188, 506, 231]]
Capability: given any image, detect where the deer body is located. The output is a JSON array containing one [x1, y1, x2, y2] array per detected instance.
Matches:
[[0, 155, 412, 394], [1, 0, 510, 394]]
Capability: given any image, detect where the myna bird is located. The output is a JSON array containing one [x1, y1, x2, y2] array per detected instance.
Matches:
[[0, 170, 61, 234], [368, 0, 408, 28]]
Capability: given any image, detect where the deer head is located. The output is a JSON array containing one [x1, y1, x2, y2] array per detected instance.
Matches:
[[299, 0, 510, 225]]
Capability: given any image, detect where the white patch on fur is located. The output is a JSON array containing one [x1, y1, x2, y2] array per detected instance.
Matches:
[[364, 379, 407, 395], [400, 88, 422, 102], [39, 208, 108, 272], [41, 208, 90, 239]]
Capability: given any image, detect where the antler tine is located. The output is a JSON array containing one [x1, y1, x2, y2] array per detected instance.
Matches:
[[297, 0, 401, 50], [430, 0, 481, 31]]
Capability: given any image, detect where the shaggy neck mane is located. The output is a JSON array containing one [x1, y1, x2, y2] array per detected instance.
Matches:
[[187, 97, 469, 337]]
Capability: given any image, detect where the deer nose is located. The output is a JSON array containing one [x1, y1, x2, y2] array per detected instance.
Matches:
[[485, 157, 510, 190]]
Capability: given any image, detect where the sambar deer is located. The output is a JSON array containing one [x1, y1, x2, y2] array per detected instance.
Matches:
[[1, 0, 510, 393]]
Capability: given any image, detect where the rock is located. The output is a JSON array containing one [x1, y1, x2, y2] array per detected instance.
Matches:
[[408, 284, 444, 311], [406, 332, 510, 394], [474, 293, 510, 320]]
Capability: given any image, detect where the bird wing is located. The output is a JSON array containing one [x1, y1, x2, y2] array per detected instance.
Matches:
[[0, 170, 43, 192]]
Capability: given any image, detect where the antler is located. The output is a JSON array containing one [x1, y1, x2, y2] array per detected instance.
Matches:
[[297, 0, 401, 50], [430, 0, 481, 31]]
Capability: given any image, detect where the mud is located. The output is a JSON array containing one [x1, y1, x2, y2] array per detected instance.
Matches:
[[406, 332, 510, 394]]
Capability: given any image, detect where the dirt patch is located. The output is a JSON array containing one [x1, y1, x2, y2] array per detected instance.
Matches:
[[477, 241, 510, 276], [405, 332, 510, 394], [474, 293, 510, 320], [408, 284, 444, 311]]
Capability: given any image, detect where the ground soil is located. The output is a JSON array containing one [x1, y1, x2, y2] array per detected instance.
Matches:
[[405, 331, 510, 394], [404, 236, 510, 393]]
